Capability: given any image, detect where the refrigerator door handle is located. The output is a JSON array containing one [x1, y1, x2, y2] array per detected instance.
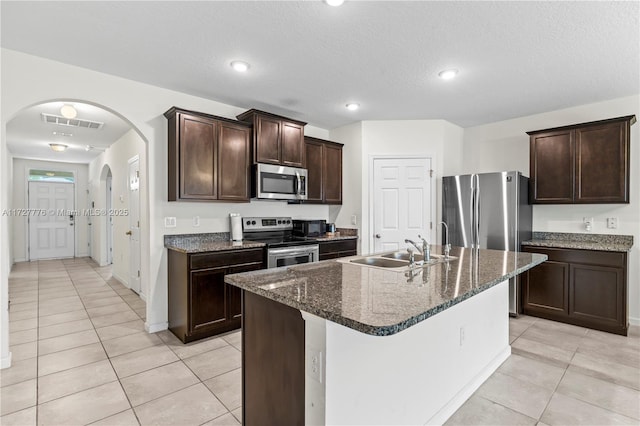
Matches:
[[470, 175, 476, 248], [475, 174, 481, 248]]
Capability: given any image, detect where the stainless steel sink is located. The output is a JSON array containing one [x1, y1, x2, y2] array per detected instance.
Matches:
[[349, 257, 409, 268], [380, 251, 424, 262]]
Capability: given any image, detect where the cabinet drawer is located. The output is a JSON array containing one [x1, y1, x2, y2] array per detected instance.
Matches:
[[319, 239, 357, 255], [523, 246, 625, 268], [190, 248, 264, 269]]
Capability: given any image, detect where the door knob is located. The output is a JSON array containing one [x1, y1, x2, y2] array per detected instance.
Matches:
[[375, 234, 381, 239], [125, 230, 132, 236]]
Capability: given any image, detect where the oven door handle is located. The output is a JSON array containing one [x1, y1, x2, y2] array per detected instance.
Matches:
[[268, 245, 319, 256]]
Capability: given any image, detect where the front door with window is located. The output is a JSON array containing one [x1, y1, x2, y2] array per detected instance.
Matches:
[[28, 181, 75, 260], [128, 157, 141, 295]]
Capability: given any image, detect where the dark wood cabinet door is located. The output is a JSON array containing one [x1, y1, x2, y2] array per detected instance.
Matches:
[[304, 139, 323, 202], [575, 122, 629, 203], [180, 114, 217, 200], [189, 267, 227, 333], [323, 143, 343, 204], [281, 121, 304, 167], [255, 115, 281, 165], [218, 122, 250, 201], [227, 262, 264, 320], [570, 264, 624, 328], [523, 260, 570, 317], [530, 130, 574, 203]]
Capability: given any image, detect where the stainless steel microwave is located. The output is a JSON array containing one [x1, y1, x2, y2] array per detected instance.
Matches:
[[253, 163, 308, 201]]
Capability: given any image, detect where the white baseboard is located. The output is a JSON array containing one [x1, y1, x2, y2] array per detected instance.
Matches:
[[139, 292, 147, 302], [1, 351, 12, 369], [629, 316, 640, 326], [145, 321, 168, 334], [13, 258, 26, 263], [426, 346, 511, 425], [111, 272, 129, 287]]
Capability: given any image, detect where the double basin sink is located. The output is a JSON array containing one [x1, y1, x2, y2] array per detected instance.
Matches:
[[345, 250, 457, 271]]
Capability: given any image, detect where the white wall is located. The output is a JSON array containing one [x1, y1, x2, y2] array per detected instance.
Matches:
[[0, 139, 12, 368], [1, 48, 332, 339], [331, 119, 464, 255], [11, 158, 89, 262], [89, 129, 146, 290], [462, 95, 640, 324]]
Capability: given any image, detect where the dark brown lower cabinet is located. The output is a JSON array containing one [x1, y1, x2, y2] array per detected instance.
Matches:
[[168, 248, 264, 343], [319, 238, 357, 260], [522, 246, 627, 335]]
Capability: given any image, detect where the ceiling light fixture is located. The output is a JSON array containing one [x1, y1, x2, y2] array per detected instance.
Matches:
[[345, 103, 360, 111], [52, 131, 73, 137], [438, 69, 459, 80], [230, 61, 250, 72], [45, 172, 56, 177], [324, 0, 345, 6], [60, 104, 77, 119], [49, 143, 68, 152]]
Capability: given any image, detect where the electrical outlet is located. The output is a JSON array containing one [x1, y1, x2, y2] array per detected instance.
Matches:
[[307, 347, 323, 383], [351, 215, 357, 226], [459, 326, 465, 347], [583, 217, 593, 232], [606, 217, 618, 229], [164, 217, 176, 228], [193, 216, 200, 227]]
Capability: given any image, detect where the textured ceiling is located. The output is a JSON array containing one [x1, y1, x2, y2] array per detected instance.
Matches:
[[2, 1, 639, 132], [6, 102, 132, 163]]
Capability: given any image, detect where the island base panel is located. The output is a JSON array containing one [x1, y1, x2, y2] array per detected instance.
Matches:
[[242, 291, 305, 425]]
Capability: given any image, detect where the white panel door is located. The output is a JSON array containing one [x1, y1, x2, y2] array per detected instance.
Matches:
[[372, 158, 432, 253], [28, 182, 75, 260], [128, 157, 141, 295]]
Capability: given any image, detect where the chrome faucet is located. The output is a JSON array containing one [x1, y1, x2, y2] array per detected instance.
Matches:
[[440, 221, 451, 259], [405, 235, 430, 265]]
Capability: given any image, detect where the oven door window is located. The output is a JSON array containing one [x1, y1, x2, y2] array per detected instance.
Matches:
[[261, 172, 296, 195], [276, 254, 312, 268]]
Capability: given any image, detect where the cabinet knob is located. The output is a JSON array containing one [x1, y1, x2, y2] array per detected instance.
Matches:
[[375, 234, 381, 239], [126, 230, 132, 236]]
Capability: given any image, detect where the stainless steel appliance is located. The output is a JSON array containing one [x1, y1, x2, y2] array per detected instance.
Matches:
[[253, 163, 308, 201], [292, 219, 326, 237], [243, 216, 319, 269], [442, 171, 532, 316]]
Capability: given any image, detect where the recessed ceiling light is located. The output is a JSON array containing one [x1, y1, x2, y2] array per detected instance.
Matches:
[[230, 61, 250, 72], [49, 143, 68, 152], [325, 0, 345, 6], [438, 69, 459, 80], [345, 103, 360, 111], [60, 104, 77, 119], [52, 131, 73, 137]]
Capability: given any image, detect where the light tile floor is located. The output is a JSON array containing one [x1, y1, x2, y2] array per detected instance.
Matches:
[[2, 259, 242, 426], [2, 259, 639, 425]]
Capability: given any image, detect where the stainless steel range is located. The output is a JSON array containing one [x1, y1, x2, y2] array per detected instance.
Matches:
[[242, 217, 319, 269]]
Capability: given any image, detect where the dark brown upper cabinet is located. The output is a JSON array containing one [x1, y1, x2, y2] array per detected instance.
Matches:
[[236, 109, 306, 167], [528, 115, 635, 204], [166, 107, 251, 202], [303, 136, 343, 205]]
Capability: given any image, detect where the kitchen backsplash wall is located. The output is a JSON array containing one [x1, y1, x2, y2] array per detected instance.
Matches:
[[162, 200, 330, 235]]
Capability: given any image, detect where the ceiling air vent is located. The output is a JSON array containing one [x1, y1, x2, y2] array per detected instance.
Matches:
[[41, 113, 104, 129]]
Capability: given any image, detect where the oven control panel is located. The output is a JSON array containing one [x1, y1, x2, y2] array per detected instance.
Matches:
[[243, 217, 293, 232]]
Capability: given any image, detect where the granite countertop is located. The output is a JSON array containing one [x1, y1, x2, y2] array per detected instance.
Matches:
[[225, 246, 546, 336], [164, 231, 357, 253], [164, 233, 265, 253], [522, 232, 633, 252]]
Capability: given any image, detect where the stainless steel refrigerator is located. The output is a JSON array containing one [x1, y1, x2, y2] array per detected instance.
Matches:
[[442, 171, 532, 315]]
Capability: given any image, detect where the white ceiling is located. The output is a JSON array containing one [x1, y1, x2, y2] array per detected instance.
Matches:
[[1, 1, 639, 147], [6, 102, 132, 163]]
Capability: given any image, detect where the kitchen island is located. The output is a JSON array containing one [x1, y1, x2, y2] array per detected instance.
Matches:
[[225, 246, 546, 425]]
